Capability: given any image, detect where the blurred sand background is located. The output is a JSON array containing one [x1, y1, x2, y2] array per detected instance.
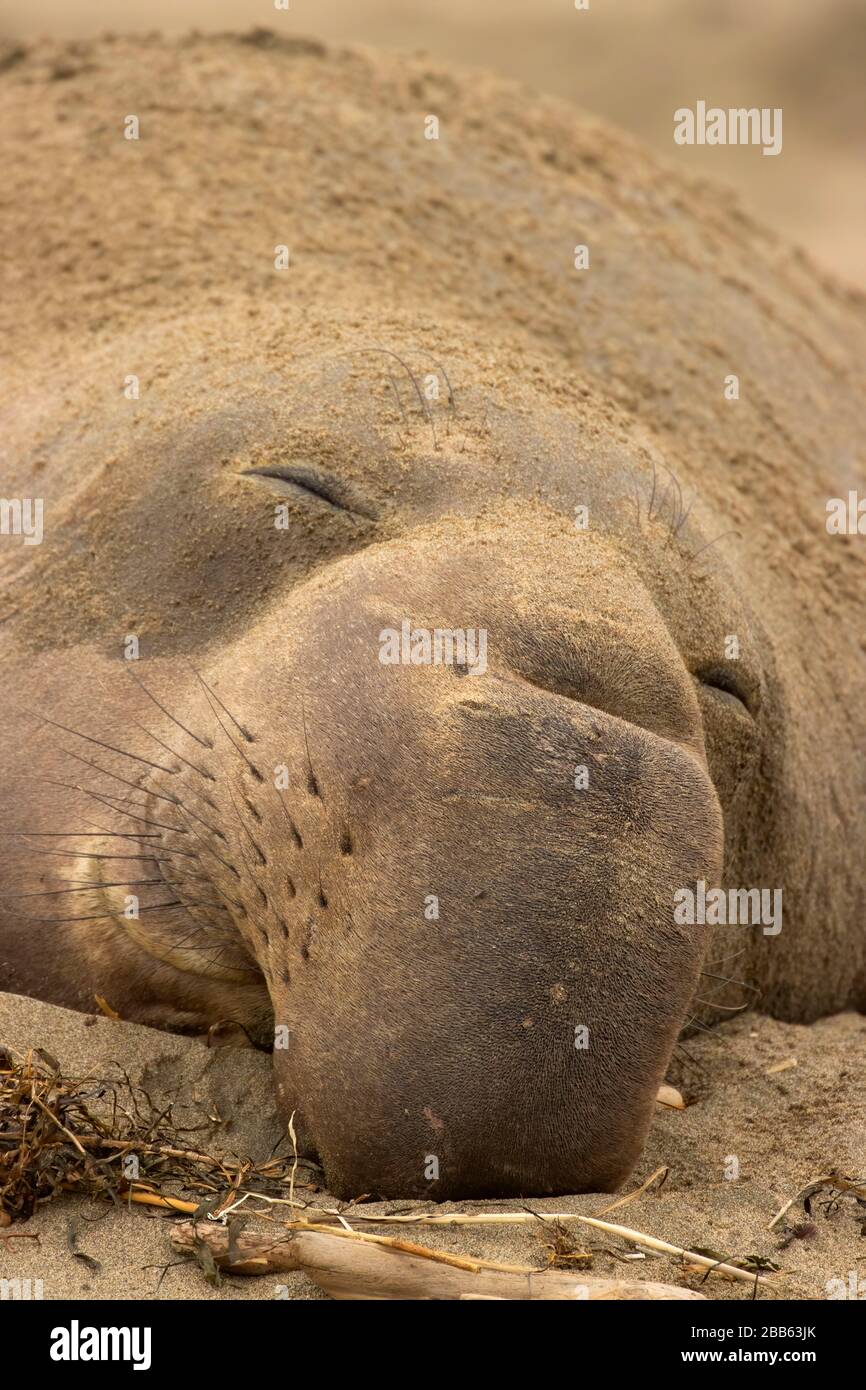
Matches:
[[2, 0, 864, 287]]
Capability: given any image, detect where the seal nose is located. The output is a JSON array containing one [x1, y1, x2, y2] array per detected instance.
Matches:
[[269, 674, 723, 1200]]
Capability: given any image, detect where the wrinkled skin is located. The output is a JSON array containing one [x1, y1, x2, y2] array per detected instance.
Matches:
[[0, 36, 864, 1199], [0, 356, 819, 1198]]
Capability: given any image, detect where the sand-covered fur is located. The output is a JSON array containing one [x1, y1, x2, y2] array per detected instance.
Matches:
[[0, 34, 864, 1210]]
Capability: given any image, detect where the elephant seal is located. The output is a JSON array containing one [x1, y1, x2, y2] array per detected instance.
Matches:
[[0, 33, 864, 1200]]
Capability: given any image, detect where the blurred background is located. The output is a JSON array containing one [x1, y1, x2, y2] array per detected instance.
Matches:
[[4, 0, 864, 287]]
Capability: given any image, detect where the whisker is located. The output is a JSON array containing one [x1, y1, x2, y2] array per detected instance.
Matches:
[[60, 747, 180, 807], [125, 667, 214, 749], [0, 831, 162, 840], [687, 530, 740, 564], [25, 849, 170, 862], [26, 712, 177, 775], [173, 811, 242, 880], [16, 901, 184, 924], [700, 970, 760, 997], [158, 866, 244, 914], [694, 996, 750, 1013], [45, 781, 188, 836], [674, 1041, 707, 1073], [171, 799, 228, 844], [680, 1015, 725, 1041], [0, 880, 167, 900], [131, 720, 216, 783], [187, 664, 254, 743], [702, 946, 748, 968], [300, 694, 322, 801], [225, 787, 267, 865]]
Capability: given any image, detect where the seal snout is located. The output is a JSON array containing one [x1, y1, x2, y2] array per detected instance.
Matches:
[[201, 523, 724, 1199], [265, 672, 723, 1200]]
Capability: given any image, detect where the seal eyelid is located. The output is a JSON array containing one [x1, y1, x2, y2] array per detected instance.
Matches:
[[695, 664, 755, 716], [241, 465, 379, 520]]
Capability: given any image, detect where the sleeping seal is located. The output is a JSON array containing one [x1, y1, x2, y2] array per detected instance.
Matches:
[[0, 33, 863, 1199]]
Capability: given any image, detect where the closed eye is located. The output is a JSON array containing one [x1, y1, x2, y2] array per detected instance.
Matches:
[[695, 664, 755, 716], [241, 465, 379, 520]]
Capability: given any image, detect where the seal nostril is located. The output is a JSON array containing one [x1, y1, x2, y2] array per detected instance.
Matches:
[[695, 664, 754, 715], [318, 888, 328, 909], [286, 876, 297, 897], [339, 827, 353, 855]]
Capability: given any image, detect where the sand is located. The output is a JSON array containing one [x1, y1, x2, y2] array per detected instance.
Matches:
[[2, 990, 863, 1301], [2, 0, 863, 289]]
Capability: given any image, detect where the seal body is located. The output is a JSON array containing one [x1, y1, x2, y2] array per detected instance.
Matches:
[[0, 34, 864, 1198]]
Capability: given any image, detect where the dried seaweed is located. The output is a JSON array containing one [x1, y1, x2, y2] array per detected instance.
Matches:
[[0, 1046, 316, 1224]]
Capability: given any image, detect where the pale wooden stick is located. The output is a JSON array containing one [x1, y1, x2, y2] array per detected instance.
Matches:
[[170, 1221, 706, 1300], [595, 1165, 668, 1217], [281, 1208, 767, 1283]]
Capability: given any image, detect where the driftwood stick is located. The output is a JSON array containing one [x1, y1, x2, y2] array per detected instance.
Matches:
[[170, 1221, 706, 1300], [267, 1209, 766, 1286]]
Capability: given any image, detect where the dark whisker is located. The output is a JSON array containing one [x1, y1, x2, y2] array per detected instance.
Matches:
[[0, 831, 162, 840], [27, 849, 168, 862], [187, 664, 254, 743], [173, 812, 241, 880], [60, 747, 180, 807], [159, 867, 244, 914], [687, 529, 740, 564], [225, 787, 267, 865], [45, 781, 188, 836], [27, 712, 177, 775], [125, 667, 214, 749], [674, 1041, 707, 1073], [171, 799, 227, 844], [0, 881, 167, 899], [131, 720, 215, 783], [187, 673, 262, 783], [300, 695, 322, 801], [273, 787, 304, 849], [17, 901, 184, 924]]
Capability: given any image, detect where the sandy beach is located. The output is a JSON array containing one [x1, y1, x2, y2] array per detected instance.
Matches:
[[2, 991, 863, 1300]]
